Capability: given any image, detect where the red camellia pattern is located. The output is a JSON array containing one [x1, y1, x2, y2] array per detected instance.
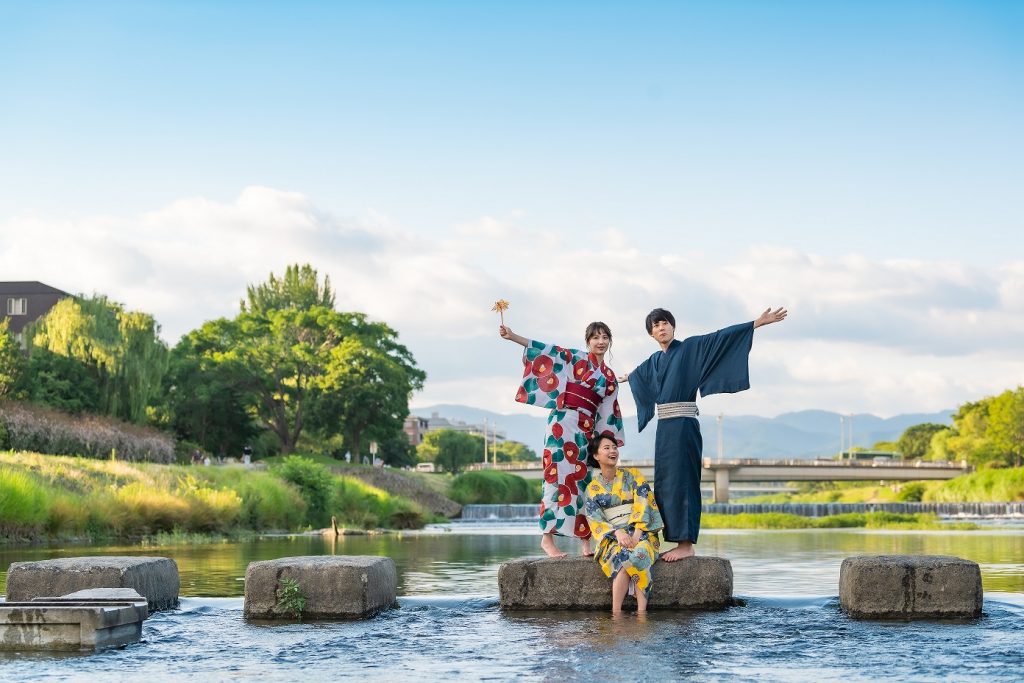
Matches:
[[544, 463, 559, 483], [575, 514, 590, 537], [532, 355, 553, 377], [563, 441, 579, 461], [556, 484, 572, 507], [540, 375, 559, 392]]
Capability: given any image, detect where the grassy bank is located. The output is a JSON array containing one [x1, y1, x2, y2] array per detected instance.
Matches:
[[0, 451, 432, 545], [701, 511, 979, 530], [735, 466, 1024, 505], [449, 470, 543, 504]]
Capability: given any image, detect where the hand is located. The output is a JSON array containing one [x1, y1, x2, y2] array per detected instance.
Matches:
[[615, 529, 634, 548], [631, 529, 643, 546], [754, 306, 788, 329], [499, 325, 512, 339], [617, 372, 630, 383]]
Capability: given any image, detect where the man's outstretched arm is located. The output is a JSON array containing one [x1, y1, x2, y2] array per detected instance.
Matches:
[[753, 307, 787, 329]]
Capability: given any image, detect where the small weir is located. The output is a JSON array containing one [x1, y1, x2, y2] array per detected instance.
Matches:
[[461, 502, 1024, 520]]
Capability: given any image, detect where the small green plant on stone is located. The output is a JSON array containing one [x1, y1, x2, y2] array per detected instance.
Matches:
[[275, 578, 306, 620]]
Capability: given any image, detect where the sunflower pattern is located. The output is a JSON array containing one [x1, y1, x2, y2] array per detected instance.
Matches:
[[517, 339, 624, 538], [582, 467, 664, 598]]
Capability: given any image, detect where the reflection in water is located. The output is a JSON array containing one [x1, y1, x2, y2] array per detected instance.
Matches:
[[1, 526, 1022, 681]]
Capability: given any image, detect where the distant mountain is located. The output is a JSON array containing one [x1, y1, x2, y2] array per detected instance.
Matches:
[[411, 404, 954, 460]]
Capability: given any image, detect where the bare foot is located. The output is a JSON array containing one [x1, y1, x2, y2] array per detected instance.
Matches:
[[541, 534, 567, 558], [661, 542, 695, 562], [581, 538, 594, 556]]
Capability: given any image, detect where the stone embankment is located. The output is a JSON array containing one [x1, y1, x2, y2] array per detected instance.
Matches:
[[5, 556, 180, 611], [498, 556, 734, 610], [244, 555, 397, 620], [840, 554, 983, 619]]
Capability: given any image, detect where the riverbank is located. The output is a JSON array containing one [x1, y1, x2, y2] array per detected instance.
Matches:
[[0, 451, 438, 546], [736, 466, 1024, 505]]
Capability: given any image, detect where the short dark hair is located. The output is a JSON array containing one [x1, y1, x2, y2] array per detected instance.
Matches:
[[586, 432, 618, 468], [645, 308, 675, 334]]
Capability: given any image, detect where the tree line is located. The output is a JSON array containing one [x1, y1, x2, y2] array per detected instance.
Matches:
[[0, 265, 424, 466], [889, 387, 1024, 468]]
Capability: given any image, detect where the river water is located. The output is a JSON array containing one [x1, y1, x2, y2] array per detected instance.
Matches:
[[2, 523, 1023, 681]]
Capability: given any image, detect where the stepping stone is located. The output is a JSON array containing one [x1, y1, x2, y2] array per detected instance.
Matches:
[[0, 589, 148, 651], [498, 555, 734, 610], [5, 556, 180, 612], [243, 555, 397, 620], [840, 555, 983, 619]]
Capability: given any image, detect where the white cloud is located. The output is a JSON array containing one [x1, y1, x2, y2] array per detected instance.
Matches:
[[3, 186, 1022, 418]]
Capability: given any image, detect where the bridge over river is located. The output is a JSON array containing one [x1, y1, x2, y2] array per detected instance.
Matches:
[[464, 458, 971, 503]]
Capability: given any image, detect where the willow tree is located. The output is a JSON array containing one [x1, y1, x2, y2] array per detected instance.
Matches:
[[26, 295, 169, 423]]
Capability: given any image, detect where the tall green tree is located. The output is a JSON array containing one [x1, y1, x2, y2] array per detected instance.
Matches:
[[312, 337, 425, 461], [988, 387, 1024, 468], [0, 319, 23, 398], [159, 327, 259, 456], [181, 266, 424, 455], [241, 263, 335, 314], [418, 429, 483, 474], [897, 423, 948, 460], [25, 295, 168, 423]]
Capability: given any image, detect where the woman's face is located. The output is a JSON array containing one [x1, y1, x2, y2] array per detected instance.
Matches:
[[587, 330, 611, 355], [593, 438, 619, 469]]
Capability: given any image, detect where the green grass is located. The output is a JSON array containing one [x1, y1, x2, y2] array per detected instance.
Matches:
[[923, 467, 1024, 502], [701, 511, 979, 530], [0, 451, 431, 545], [735, 467, 1024, 505]]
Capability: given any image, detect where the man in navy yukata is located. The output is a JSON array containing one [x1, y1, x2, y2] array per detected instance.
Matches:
[[623, 306, 787, 560]]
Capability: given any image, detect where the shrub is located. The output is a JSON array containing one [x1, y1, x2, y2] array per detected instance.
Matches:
[[272, 455, 335, 527], [449, 470, 535, 504], [0, 469, 51, 535]]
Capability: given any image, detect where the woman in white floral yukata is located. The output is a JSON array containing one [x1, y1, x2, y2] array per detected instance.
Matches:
[[499, 321, 625, 557]]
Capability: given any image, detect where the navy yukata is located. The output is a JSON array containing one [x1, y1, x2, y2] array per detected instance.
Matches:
[[628, 322, 755, 543]]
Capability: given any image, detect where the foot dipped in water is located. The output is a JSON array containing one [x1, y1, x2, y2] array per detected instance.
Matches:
[[541, 533, 568, 558], [661, 541, 695, 562]]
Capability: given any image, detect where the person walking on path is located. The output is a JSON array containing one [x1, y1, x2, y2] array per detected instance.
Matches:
[[500, 321, 625, 557], [622, 306, 787, 561]]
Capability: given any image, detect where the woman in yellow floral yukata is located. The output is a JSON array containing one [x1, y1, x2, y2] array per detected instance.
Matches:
[[583, 433, 664, 613]]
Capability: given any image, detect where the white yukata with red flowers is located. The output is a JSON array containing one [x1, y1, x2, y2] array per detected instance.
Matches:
[[514, 339, 625, 538]]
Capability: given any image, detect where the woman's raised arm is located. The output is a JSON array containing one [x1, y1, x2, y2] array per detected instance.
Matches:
[[499, 325, 528, 347]]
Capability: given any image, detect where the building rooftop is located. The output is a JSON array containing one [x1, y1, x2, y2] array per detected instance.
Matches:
[[0, 281, 70, 296]]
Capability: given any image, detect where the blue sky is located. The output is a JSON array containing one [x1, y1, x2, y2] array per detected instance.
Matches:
[[2, 1, 1022, 418]]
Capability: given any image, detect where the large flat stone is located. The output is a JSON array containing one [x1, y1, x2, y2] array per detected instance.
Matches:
[[499, 556, 734, 610], [1, 590, 148, 651], [5, 556, 179, 611], [244, 555, 397, 620], [840, 555, 983, 620]]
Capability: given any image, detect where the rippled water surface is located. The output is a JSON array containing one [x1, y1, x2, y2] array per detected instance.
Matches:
[[2, 524, 1023, 681]]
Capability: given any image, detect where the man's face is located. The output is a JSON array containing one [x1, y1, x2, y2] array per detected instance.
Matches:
[[650, 319, 675, 344]]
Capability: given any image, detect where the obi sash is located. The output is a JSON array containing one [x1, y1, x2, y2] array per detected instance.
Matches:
[[603, 502, 634, 527], [656, 401, 699, 419], [563, 382, 602, 416]]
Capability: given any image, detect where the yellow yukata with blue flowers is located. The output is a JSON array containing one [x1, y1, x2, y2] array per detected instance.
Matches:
[[582, 466, 664, 598]]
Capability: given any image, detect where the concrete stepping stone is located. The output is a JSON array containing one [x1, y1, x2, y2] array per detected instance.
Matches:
[[244, 555, 397, 620], [5, 556, 179, 612], [498, 555, 734, 610], [1, 589, 148, 651], [840, 554, 983, 619]]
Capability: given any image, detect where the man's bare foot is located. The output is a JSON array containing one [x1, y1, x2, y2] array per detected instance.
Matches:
[[581, 538, 594, 556], [661, 542, 695, 561], [541, 534, 567, 558]]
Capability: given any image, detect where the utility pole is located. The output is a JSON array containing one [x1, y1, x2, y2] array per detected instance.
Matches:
[[483, 419, 489, 464], [839, 415, 845, 459]]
